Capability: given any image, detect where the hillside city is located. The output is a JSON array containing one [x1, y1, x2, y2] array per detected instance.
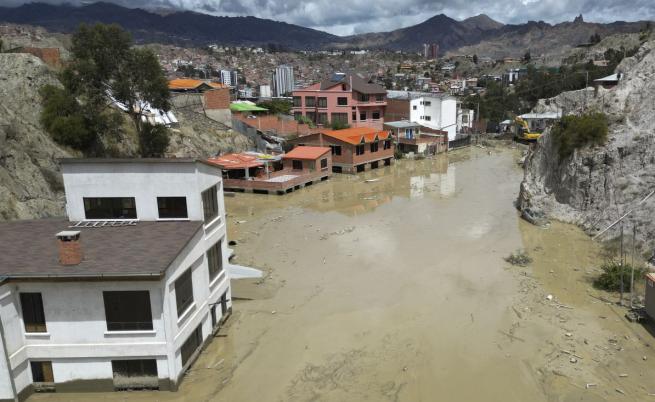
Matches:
[[0, 2, 655, 401]]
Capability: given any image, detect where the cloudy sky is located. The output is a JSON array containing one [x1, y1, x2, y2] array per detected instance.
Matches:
[[6, 0, 655, 35]]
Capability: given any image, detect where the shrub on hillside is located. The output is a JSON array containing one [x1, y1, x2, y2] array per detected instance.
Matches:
[[139, 123, 170, 157], [593, 261, 647, 292], [40, 85, 95, 150], [551, 112, 608, 159]]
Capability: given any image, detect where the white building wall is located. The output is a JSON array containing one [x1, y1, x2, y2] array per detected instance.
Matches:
[[62, 161, 220, 222], [409, 96, 457, 141]]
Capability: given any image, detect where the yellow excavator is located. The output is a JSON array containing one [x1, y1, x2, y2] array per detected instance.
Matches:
[[513, 117, 542, 142]]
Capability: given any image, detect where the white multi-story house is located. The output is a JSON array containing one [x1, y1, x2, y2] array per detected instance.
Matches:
[[409, 95, 457, 141], [457, 107, 475, 133], [0, 158, 255, 401]]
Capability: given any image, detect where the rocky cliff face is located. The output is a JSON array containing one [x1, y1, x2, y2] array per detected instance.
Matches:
[[0, 53, 71, 220], [519, 40, 655, 247], [0, 52, 251, 221]]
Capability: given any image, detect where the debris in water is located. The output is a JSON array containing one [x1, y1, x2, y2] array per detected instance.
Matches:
[[236, 220, 247, 224], [364, 178, 380, 183], [546, 294, 554, 301], [586, 383, 597, 389]]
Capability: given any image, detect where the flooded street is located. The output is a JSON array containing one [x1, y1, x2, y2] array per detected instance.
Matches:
[[31, 147, 655, 402]]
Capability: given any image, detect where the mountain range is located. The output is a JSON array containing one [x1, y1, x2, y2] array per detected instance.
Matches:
[[0, 2, 651, 54]]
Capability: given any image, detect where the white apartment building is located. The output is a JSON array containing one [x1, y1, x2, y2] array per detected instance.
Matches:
[[220, 70, 238, 87], [272, 65, 294, 97], [0, 159, 247, 401], [409, 95, 458, 141]]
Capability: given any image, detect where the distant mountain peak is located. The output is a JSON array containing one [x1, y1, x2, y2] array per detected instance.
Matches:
[[461, 14, 504, 30]]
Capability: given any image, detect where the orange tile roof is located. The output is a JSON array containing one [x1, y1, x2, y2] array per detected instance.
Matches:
[[283, 146, 330, 160], [168, 78, 227, 90], [320, 127, 391, 145], [206, 153, 263, 170]]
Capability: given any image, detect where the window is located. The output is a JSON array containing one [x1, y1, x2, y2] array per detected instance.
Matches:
[[112, 360, 158, 389], [318, 113, 328, 125], [320, 158, 328, 169], [384, 140, 392, 149], [462, 115, 469, 123], [84, 197, 136, 220], [207, 241, 223, 281], [20, 293, 46, 333], [359, 94, 369, 102], [292, 96, 301, 107], [352, 112, 357, 121], [356, 144, 365, 155], [376, 95, 384, 102], [424, 101, 432, 106], [180, 325, 202, 366], [292, 160, 303, 170], [103, 291, 153, 331], [31, 361, 53, 383], [305, 96, 315, 107], [330, 145, 342, 156], [360, 112, 367, 121], [202, 185, 218, 223], [370, 141, 379, 153], [175, 269, 194, 317], [424, 115, 432, 121], [412, 105, 417, 110], [372, 111, 381, 120], [331, 113, 348, 124], [157, 197, 188, 219], [317, 97, 327, 108], [337, 97, 348, 106], [306, 111, 316, 123]]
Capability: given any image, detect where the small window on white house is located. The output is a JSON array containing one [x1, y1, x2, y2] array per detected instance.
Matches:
[[202, 186, 219, 223], [103, 291, 153, 331], [175, 269, 194, 317], [157, 197, 188, 219], [20, 293, 47, 333]]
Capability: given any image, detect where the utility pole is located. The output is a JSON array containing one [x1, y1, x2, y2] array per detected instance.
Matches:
[[630, 224, 636, 308], [620, 223, 624, 306]]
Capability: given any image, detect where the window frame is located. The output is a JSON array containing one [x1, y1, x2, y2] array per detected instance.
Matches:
[[202, 185, 219, 223], [370, 141, 379, 153], [83, 197, 136, 220], [355, 144, 365, 155], [207, 241, 223, 282], [292, 160, 303, 170], [157, 197, 188, 220], [337, 97, 348, 106], [372, 111, 381, 120], [103, 291, 153, 332], [292, 96, 301, 107], [317, 97, 327, 108], [330, 145, 342, 156], [20, 293, 47, 333], [320, 158, 328, 170], [175, 269, 194, 317], [359, 112, 367, 121], [180, 325, 203, 367], [305, 96, 316, 107]]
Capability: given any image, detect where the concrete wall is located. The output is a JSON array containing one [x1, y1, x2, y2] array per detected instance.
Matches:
[[62, 161, 221, 222], [646, 274, 655, 320]]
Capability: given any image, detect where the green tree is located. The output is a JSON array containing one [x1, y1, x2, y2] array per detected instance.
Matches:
[[139, 123, 170, 157], [65, 23, 171, 156], [551, 112, 608, 158], [257, 99, 291, 115], [40, 85, 95, 150]]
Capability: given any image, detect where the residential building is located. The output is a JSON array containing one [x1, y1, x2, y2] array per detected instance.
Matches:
[[168, 79, 227, 93], [386, 91, 458, 141], [272, 65, 295, 97], [457, 107, 475, 133], [220, 70, 238, 87], [385, 121, 447, 156], [292, 73, 387, 130], [422, 43, 439, 60], [287, 127, 394, 173], [0, 159, 254, 400], [259, 84, 272, 99], [207, 148, 331, 194]]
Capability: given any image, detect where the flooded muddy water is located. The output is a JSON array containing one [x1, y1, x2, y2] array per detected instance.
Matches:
[[30, 147, 655, 402]]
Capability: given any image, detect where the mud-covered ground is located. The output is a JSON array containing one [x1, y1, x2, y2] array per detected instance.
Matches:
[[30, 147, 655, 402]]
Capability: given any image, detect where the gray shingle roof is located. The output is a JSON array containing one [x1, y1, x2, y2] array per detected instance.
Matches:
[[0, 219, 203, 279]]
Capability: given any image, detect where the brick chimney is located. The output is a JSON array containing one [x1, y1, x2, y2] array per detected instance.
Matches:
[[55, 231, 82, 266]]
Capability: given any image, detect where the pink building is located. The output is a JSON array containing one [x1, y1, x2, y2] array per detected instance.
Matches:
[[292, 73, 387, 130]]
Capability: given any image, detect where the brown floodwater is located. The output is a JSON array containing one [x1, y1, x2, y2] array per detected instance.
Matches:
[[30, 147, 655, 402]]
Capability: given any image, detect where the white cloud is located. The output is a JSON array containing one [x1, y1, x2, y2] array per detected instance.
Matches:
[[4, 0, 655, 35]]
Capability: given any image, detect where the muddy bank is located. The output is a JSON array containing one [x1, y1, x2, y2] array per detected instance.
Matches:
[[28, 147, 654, 402]]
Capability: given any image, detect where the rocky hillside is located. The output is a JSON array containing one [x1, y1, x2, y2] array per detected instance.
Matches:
[[519, 39, 655, 248], [0, 52, 251, 220]]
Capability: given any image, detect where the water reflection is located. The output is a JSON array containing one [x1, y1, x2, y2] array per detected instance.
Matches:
[[225, 151, 465, 219]]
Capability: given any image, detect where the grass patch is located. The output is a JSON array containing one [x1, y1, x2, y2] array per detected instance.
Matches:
[[551, 112, 608, 159], [593, 261, 648, 292], [505, 250, 533, 267]]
